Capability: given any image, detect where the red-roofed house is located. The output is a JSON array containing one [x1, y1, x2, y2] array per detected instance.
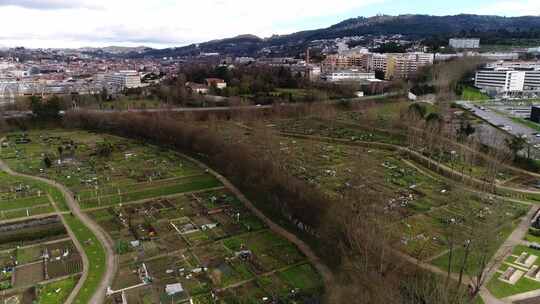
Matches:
[[205, 78, 227, 89]]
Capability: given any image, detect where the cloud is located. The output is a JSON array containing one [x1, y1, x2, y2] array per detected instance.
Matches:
[[478, 0, 540, 16], [0, 0, 381, 48], [0, 0, 102, 10]]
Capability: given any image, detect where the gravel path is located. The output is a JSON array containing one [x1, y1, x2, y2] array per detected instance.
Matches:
[[0, 159, 117, 304]]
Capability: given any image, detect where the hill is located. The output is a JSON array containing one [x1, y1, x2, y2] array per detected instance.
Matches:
[[138, 14, 540, 58]]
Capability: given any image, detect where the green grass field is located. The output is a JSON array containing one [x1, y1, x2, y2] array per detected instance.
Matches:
[[63, 215, 106, 304], [431, 221, 518, 274], [462, 87, 490, 102], [37, 275, 79, 304]]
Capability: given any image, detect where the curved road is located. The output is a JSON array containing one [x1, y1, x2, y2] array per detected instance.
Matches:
[[0, 159, 116, 304]]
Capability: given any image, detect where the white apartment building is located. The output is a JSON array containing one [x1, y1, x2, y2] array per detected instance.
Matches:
[[475, 69, 526, 94], [524, 70, 540, 91], [322, 69, 376, 82], [449, 38, 480, 49], [104, 70, 142, 91]]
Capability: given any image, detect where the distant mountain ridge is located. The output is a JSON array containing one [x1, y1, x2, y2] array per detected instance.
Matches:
[[139, 14, 540, 58], [77, 46, 151, 54]]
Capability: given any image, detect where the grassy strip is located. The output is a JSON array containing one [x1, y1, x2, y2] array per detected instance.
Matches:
[[0, 195, 50, 211], [63, 215, 106, 304], [510, 117, 540, 133], [431, 221, 517, 273], [80, 175, 221, 209], [37, 275, 79, 304], [462, 86, 490, 102]]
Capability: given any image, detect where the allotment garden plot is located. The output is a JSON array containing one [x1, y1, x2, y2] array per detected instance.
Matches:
[[212, 120, 530, 268], [1, 130, 222, 210], [91, 187, 323, 303], [0, 216, 82, 304], [0, 171, 58, 221], [1, 129, 324, 303]]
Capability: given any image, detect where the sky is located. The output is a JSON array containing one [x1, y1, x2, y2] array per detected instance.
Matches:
[[0, 0, 539, 49]]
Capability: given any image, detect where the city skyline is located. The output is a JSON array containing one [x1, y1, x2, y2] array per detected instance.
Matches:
[[0, 0, 539, 49]]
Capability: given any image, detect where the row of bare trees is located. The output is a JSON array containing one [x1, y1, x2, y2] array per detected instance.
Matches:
[[62, 108, 477, 303]]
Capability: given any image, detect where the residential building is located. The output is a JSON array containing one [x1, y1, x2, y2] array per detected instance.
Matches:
[[449, 38, 480, 49], [104, 70, 142, 91], [385, 53, 433, 80], [205, 78, 227, 89], [372, 54, 388, 73], [186, 82, 209, 94], [322, 54, 368, 72]]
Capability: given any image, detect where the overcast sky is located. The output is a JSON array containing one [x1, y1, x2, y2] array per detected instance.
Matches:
[[0, 0, 538, 49]]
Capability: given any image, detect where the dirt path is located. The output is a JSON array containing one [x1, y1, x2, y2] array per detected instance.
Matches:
[[0, 159, 116, 304], [180, 154, 336, 293]]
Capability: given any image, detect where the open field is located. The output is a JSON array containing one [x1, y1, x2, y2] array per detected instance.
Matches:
[[462, 86, 491, 102]]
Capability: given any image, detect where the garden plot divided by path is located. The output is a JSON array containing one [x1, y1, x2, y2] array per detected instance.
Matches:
[[0, 216, 82, 303], [488, 245, 540, 299], [0, 172, 61, 221], [93, 187, 323, 303], [215, 118, 537, 280], [1, 130, 223, 211], [1, 129, 324, 303], [215, 120, 525, 261]]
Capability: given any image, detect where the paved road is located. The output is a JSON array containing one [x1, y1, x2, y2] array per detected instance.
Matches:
[[0, 158, 117, 304], [458, 101, 536, 138], [457, 101, 540, 159]]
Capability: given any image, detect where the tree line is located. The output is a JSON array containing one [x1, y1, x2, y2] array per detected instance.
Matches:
[[62, 106, 487, 303]]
